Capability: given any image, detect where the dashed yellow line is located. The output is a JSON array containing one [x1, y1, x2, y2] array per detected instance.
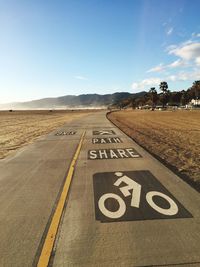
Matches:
[[37, 131, 85, 267]]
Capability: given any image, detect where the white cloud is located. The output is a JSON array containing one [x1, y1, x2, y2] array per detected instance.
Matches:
[[147, 60, 187, 73], [167, 75, 176, 82], [166, 27, 174, 35], [74, 75, 88, 80], [192, 32, 200, 38], [168, 59, 187, 68], [148, 40, 200, 74], [166, 40, 193, 52], [167, 70, 200, 81], [195, 57, 200, 65], [147, 64, 165, 73], [165, 44, 177, 52], [132, 78, 162, 90], [132, 69, 200, 91], [165, 41, 200, 68], [168, 42, 200, 61], [137, 39, 200, 91], [181, 39, 194, 46]]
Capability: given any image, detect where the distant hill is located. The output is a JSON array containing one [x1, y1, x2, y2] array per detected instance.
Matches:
[[0, 92, 146, 110]]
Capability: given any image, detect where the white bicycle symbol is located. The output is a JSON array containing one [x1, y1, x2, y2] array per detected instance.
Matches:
[[98, 172, 179, 219]]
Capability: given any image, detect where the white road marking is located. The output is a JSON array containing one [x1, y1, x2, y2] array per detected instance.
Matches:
[[114, 173, 141, 208], [113, 138, 121, 143], [98, 131, 114, 135], [89, 150, 97, 159], [110, 150, 118, 158], [88, 148, 140, 159], [99, 150, 108, 159], [98, 193, 126, 219], [117, 149, 129, 158], [146, 191, 179, 216], [92, 137, 122, 144]]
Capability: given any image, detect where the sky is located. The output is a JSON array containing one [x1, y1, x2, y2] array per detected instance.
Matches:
[[0, 0, 200, 103]]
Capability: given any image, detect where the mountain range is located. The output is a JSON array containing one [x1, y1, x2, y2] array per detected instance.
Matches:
[[0, 92, 146, 110]]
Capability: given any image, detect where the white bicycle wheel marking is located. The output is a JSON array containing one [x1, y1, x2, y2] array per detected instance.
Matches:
[[146, 191, 179, 216], [98, 193, 126, 219]]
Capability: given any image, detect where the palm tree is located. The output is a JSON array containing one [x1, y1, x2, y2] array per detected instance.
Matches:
[[149, 87, 157, 109], [159, 81, 169, 108]]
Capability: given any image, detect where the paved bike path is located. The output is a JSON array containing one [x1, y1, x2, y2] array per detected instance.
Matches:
[[51, 111, 200, 267]]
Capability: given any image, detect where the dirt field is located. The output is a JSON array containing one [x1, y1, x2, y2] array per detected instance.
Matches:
[[108, 110, 200, 185], [0, 110, 90, 159]]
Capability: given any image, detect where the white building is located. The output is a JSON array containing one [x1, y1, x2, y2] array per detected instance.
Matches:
[[190, 99, 200, 106]]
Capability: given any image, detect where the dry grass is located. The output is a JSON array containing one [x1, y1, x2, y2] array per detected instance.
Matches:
[[108, 110, 200, 184], [0, 110, 90, 159]]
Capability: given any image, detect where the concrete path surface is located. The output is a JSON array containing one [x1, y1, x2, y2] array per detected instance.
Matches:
[[0, 111, 199, 267]]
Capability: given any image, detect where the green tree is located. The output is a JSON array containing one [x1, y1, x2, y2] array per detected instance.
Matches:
[[168, 91, 182, 106], [159, 81, 169, 107], [180, 91, 189, 106], [149, 87, 158, 109], [192, 80, 200, 101]]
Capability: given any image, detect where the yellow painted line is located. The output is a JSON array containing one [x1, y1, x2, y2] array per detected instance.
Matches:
[[37, 131, 85, 267]]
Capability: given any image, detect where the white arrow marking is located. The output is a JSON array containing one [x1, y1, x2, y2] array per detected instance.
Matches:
[[98, 131, 113, 135]]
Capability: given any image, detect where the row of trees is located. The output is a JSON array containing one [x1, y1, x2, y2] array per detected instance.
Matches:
[[149, 81, 169, 108], [128, 80, 200, 109]]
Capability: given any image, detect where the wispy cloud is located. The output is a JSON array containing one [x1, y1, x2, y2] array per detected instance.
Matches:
[[162, 20, 174, 36], [147, 59, 188, 73], [192, 32, 200, 38], [166, 27, 174, 36], [168, 59, 187, 68], [165, 44, 178, 52], [74, 75, 88, 80], [147, 64, 165, 73]]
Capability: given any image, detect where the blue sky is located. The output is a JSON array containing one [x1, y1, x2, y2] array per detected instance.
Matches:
[[0, 0, 200, 103]]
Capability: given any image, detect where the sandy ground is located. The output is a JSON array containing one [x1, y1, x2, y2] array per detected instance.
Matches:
[[108, 109, 200, 184], [0, 110, 90, 159]]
